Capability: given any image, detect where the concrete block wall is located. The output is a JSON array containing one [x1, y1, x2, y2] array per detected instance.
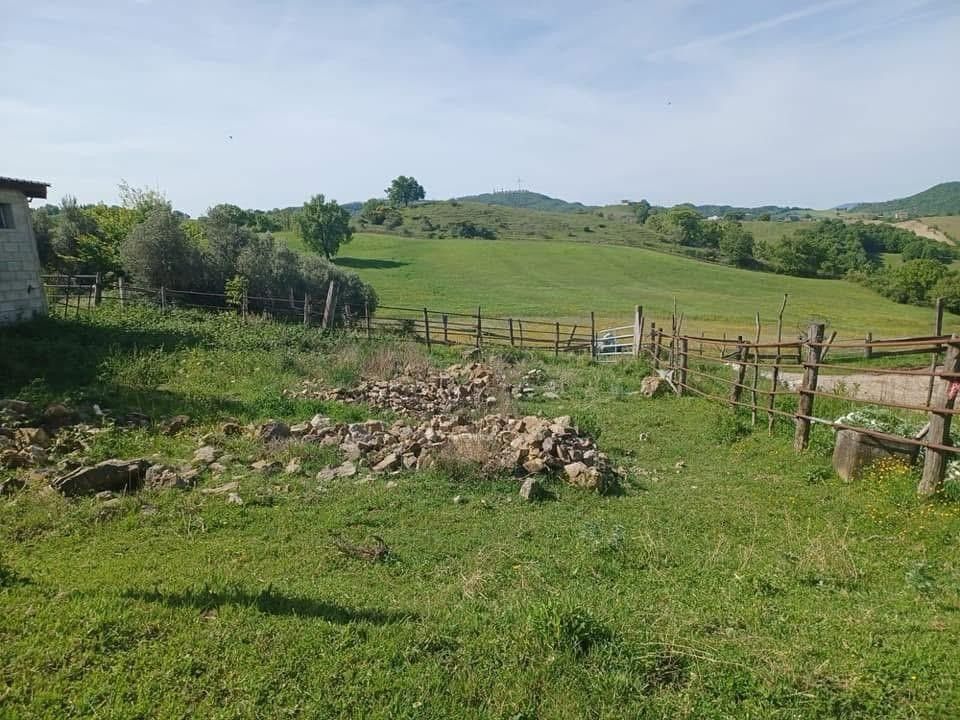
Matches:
[[0, 188, 47, 325]]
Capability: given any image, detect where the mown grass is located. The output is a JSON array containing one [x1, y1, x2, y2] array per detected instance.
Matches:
[[2, 307, 960, 718], [318, 233, 956, 340]]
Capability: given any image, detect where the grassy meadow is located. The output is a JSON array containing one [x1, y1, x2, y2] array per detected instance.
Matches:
[[319, 233, 955, 340], [3, 306, 960, 718]]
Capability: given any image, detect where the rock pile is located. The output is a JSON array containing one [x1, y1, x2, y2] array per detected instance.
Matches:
[[303, 413, 620, 493], [289, 363, 502, 416]]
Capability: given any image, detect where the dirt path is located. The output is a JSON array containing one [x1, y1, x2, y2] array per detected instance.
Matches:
[[773, 369, 932, 406]]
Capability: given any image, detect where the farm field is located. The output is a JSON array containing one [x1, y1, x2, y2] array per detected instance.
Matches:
[[323, 233, 955, 340], [3, 307, 960, 718]]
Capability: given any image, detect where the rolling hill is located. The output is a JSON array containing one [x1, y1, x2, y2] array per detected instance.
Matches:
[[850, 181, 960, 216], [453, 190, 592, 213]]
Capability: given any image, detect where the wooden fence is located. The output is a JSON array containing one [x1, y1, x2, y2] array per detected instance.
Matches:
[[621, 302, 959, 496], [41, 277, 599, 357]]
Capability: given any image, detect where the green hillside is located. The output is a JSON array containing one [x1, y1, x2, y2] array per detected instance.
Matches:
[[454, 190, 592, 213], [331, 233, 954, 339], [852, 181, 960, 216], [374, 200, 672, 249]]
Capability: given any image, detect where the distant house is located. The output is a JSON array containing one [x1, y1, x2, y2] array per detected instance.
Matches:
[[893, 211, 910, 220], [0, 176, 49, 325], [707, 215, 721, 222]]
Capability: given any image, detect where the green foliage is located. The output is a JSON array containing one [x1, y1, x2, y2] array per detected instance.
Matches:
[[633, 199, 651, 224], [297, 194, 354, 260], [224, 274, 248, 310], [386, 175, 426, 207], [901, 238, 956, 264], [869, 259, 949, 306], [761, 219, 879, 278], [359, 199, 402, 228], [120, 208, 201, 289], [717, 220, 755, 266], [528, 600, 613, 657]]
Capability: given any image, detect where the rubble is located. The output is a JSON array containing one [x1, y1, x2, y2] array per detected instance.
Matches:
[[289, 363, 501, 416], [305, 412, 620, 493]]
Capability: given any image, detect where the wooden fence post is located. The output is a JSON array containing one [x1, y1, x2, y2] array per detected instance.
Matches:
[[93, 273, 102, 306], [475, 306, 482, 348], [678, 338, 688, 396], [423, 308, 432, 351], [794, 323, 825, 451], [918, 337, 959, 497], [160, 286, 167, 312], [242, 290, 248, 320], [118, 277, 126, 309], [518, 320, 524, 349], [322, 281, 337, 329], [442, 314, 449, 344], [925, 298, 945, 407], [633, 305, 642, 359], [554, 322, 560, 357], [654, 329, 663, 370], [509, 318, 515, 347], [864, 332, 873, 360], [303, 294, 310, 326], [364, 302, 372, 339], [730, 336, 747, 409], [590, 311, 597, 360]]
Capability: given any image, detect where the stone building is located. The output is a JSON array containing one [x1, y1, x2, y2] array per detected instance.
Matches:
[[0, 176, 49, 325]]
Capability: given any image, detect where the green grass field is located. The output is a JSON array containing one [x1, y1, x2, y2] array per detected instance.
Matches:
[[322, 233, 954, 340], [3, 307, 960, 718]]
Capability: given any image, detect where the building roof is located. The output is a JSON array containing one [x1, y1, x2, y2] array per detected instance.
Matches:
[[0, 176, 50, 199]]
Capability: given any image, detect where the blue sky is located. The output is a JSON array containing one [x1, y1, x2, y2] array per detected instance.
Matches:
[[3, 0, 959, 214]]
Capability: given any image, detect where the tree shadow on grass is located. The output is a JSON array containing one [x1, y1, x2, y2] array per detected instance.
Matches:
[[335, 257, 408, 270], [122, 586, 419, 625]]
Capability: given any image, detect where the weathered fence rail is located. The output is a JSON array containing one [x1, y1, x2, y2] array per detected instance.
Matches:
[[621, 299, 959, 496]]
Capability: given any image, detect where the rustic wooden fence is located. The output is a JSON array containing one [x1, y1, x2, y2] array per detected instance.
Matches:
[[41, 277, 600, 357], [621, 301, 959, 496]]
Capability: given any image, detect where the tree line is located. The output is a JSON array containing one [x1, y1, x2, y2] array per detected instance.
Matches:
[[32, 183, 378, 317]]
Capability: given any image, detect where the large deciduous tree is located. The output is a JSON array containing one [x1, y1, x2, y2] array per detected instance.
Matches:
[[297, 194, 353, 260], [386, 176, 425, 207]]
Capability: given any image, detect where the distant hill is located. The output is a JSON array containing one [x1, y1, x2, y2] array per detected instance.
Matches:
[[850, 182, 960, 216], [692, 204, 810, 220], [455, 190, 592, 213]]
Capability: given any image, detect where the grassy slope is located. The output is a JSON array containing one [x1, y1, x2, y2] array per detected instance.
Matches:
[[3, 307, 960, 718], [741, 220, 818, 246], [397, 201, 670, 248], [327, 233, 954, 339], [922, 216, 960, 242]]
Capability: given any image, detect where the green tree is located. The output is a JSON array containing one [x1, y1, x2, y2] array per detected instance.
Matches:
[[873, 260, 948, 305], [360, 198, 402, 227], [386, 176, 425, 207], [931, 272, 960, 314], [665, 206, 704, 246], [120, 208, 200, 289], [718, 221, 755, 266], [297, 194, 353, 260], [902, 239, 955, 264], [634, 199, 651, 224]]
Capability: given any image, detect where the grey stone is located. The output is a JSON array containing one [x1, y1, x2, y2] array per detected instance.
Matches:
[[257, 421, 290, 443], [832, 428, 919, 481], [193, 445, 219, 465], [519, 477, 547, 502], [52, 458, 151, 496]]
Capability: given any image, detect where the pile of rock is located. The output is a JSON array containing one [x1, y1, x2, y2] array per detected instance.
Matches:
[[288, 363, 502, 416], [302, 413, 620, 493]]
